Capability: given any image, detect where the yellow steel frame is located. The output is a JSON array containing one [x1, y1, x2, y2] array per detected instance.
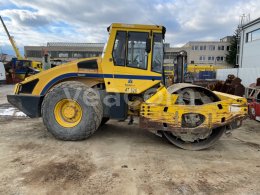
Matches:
[[141, 86, 248, 130]]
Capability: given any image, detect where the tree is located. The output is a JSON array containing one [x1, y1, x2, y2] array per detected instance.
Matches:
[[226, 28, 239, 68]]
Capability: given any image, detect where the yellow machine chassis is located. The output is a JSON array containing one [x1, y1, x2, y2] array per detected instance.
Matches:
[[6, 22, 248, 150], [140, 86, 248, 133]]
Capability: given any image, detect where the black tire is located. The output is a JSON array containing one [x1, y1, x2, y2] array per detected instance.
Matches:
[[163, 126, 226, 151], [42, 81, 103, 141], [100, 117, 110, 126]]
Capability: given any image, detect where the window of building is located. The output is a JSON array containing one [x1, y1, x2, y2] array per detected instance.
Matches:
[[246, 32, 252, 42], [208, 45, 215, 50], [58, 53, 68, 58], [216, 56, 224, 61], [50, 51, 58, 58], [208, 56, 215, 61], [200, 45, 206, 50], [164, 52, 175, 59], [113, 31, 127, 66], [173, 57, 178, 64], [236, 54, 239, 65], [73, 53, 83, 58], [246, 28, 260, 42], [26, 50, 42, 58], [218, 45, 225, 50], [199, 56, 206, 61], [227, 46, 230, 51], [127, 32, 149, 70], [192, 45, 199, 50], [152, 33, 163, 73]]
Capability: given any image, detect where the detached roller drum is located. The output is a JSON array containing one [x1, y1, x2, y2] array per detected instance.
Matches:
[[41, 81, 103, 141]]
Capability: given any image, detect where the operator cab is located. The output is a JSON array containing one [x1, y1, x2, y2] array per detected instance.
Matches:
[[101, 23, 166, 94]]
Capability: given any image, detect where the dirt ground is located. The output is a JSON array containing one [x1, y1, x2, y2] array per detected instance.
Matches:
[[0, 84, 260, 195]]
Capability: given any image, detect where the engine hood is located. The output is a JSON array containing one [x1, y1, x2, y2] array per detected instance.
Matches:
[[14, 57, 102, 96]]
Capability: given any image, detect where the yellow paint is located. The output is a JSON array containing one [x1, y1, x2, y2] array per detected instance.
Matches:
[[16, 23, 165, 95], [31, 61, 42, 71], [101, 23, 163, 94], [145, 86, 178, 106], [54, 99, 83, 128], [18, 59, 81, 95], [142, 91, 248, 128], [187, 64, 224, 72], [163, 64, 225, 76]]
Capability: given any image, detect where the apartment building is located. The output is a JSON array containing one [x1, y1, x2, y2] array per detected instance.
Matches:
[[183, 38, 231, 67], [163, 37, 232, 67]]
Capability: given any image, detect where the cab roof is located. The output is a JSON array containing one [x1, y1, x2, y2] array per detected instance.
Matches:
[[108, 23, 166, 32]]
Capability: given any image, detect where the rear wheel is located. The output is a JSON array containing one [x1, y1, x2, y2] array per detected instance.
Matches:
[[42, 81, 102, 141]]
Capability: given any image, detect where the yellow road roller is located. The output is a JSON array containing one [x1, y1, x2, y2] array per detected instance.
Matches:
[[7, 23, 248, 150]]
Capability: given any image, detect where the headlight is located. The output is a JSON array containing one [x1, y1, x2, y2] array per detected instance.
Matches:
[[18, 79, 39, 94]]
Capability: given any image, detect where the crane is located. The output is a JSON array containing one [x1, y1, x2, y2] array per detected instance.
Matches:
[[0, 16, 23, 60], [0, 16, 42, 83]]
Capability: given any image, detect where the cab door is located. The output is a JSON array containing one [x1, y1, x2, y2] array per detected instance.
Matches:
[[102, 29, 163, 94]]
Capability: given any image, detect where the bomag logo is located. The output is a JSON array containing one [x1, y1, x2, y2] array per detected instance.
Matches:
[[125, 79, 134, 87]]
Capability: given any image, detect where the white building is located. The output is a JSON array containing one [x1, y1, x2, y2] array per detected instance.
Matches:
[[164, 37, 232, 67], [217, 17, 260, 87], [183, 38, 231, 67], [238, 17, 260, 68]]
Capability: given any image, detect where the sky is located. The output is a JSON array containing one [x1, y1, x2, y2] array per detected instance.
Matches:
[[0, 0, 260, 56]]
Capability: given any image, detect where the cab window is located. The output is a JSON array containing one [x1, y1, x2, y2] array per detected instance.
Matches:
[[113, 31, 127, 66], [152, 33, 163, 73], [127, 32, 149, 70]]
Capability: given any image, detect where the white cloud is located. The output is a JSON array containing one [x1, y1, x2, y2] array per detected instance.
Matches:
[[0, 0, 260, 55]]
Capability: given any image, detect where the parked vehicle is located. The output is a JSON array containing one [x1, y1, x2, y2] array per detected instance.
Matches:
[[0, 62, 6, 83], [246, 78, 260, 122]]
